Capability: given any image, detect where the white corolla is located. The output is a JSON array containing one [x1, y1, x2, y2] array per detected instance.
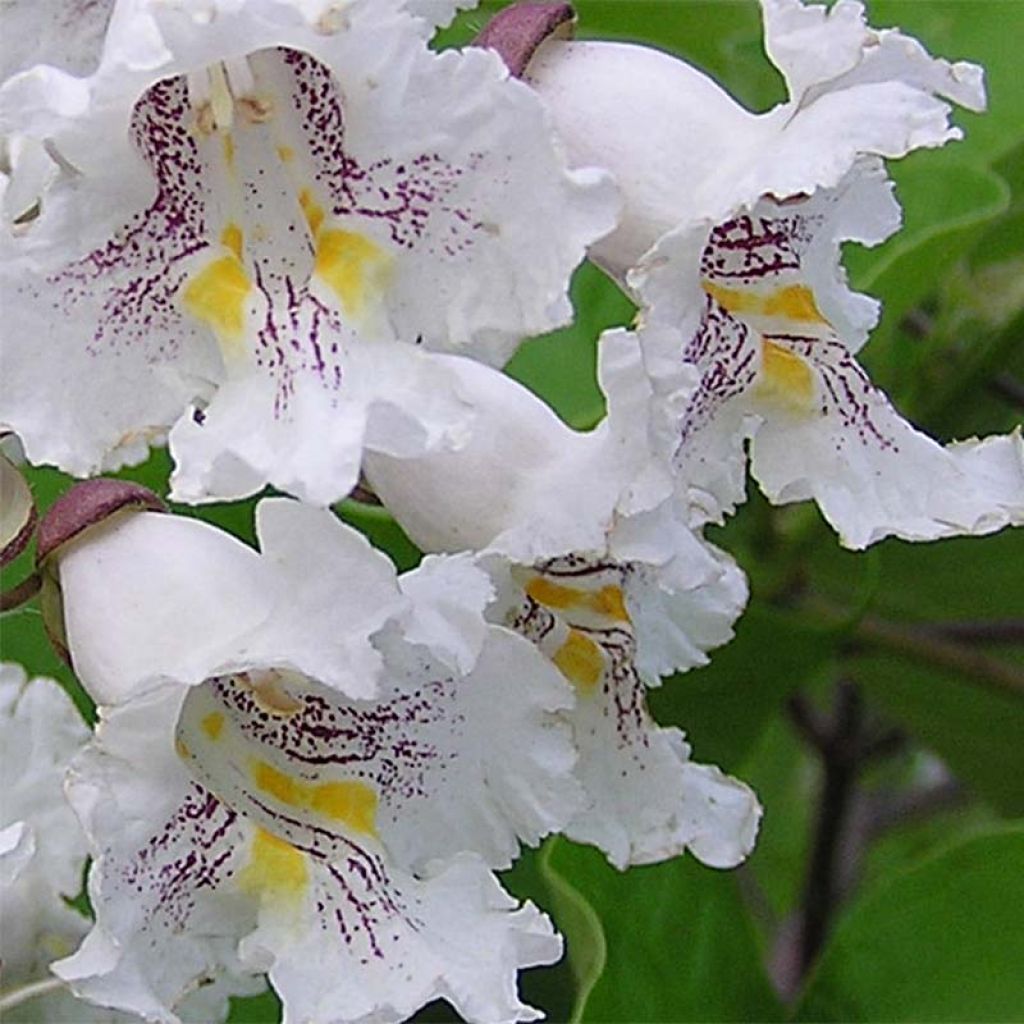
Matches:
[[492, 0, 1024, 548], [0, 0, 616, 505], [41, 491, 584, 1023], [365, 339, 760, 871]]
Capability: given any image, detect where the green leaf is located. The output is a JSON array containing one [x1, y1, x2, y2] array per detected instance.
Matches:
[[544, 840, 784, 1022], [848, 159, 1010, 405], [796, 827, 1024, 1022], [852, 652, 1024, 817], [650, 601, 835, 770], [505, 262, 634, 430], [871, 0, 1024, 165], [739, 717, 815, 926], [227, 989, 281, 1024], [808, 530, 1024, 814], [336, 499, 423, 572]]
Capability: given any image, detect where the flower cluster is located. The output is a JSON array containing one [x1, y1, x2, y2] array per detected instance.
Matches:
[[0, 1, 1020, 1022]]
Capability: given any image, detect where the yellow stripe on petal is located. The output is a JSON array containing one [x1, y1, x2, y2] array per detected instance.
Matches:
[[552, 630, 605, 693], [298, 187, 325, 238], [526, 578, 630, 623], [314, 228, 392, 320], [201, 712, 224, 741], [755, 339, 816, 411], [181, 248, 253, 363], [310, 782, 378, 835], [238, 828, 308, 901], [220, 223, 243, 260], [251, 760, 378, 836], [704, 282, 826, 324]]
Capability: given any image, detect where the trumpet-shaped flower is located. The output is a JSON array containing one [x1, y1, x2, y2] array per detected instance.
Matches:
[[0, 0, 616, 504], [46, 495, 581, 1023], [636, 164, 1024, 546], [501, 0, 1024, 547], [366, 340, 760, 870]]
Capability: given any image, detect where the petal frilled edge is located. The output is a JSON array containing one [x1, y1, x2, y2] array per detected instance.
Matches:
[[500, 554, 758, 869], [57, 665, 566, 1023]]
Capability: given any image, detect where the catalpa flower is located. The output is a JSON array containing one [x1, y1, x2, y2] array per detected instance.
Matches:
[[486, 0, 1024, 547], [0, 0, 615, 504], [40, 487, 581, 1023], [0, 663, 96, 1021], [365, 341, 760, 869]]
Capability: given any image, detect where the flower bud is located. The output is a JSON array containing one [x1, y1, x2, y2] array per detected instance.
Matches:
[[35, 479, 166, 667], [0, 446, 36, 568]]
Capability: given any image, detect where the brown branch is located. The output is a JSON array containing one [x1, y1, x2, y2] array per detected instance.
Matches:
[[795, 681, 864, 974], [852, 614, 1024, 700], [921, 618, 1024, 646]]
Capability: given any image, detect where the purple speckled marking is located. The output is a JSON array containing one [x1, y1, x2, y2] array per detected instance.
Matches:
[[120, 785, 240, 932], [42, 76, 209, 362], [281, 49, 482, 257], [508, 555, 650, 753], [208, 672, 456, 806], [676, 203, 897, 466]]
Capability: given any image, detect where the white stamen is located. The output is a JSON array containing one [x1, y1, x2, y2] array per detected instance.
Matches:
[[224, 56, 257, 99], [208, 63, 235, 132]]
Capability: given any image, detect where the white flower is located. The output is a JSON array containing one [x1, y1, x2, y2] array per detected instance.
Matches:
[[0, 665, 92, 1014], [46, 496, 582, 1023], [365, 342, 761, 870], [516, 0, 1024, 547], [635, 166, 1024, 547], [0, 664, 179, 1023], [0, 0, 616, 504]]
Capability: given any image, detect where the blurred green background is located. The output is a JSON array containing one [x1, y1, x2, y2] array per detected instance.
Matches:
[[2, 2, 1022, 1022]]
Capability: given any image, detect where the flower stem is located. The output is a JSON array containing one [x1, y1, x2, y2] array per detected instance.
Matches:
[[0, 571, 41, 613], [0, 975, 66, 1013]]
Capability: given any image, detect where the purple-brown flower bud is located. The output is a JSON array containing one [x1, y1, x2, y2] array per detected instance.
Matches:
[[36, 479, 166, 565]]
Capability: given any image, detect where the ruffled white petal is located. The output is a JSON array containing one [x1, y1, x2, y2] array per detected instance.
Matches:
[[498, 553, 758, 869], [397, 553, 495, 674], [526, 38, 759, 278], [752, 379, 1024, 548], [365, 354, 622, 563], [175, 632, 579, 876], [54, 688, 262, 1022], [242, 850, 559, 1024], [1, 3, 614, 501], [238, 498, 404, 698], [0, 0, 113, 81], [364, 333, 759, 869]]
